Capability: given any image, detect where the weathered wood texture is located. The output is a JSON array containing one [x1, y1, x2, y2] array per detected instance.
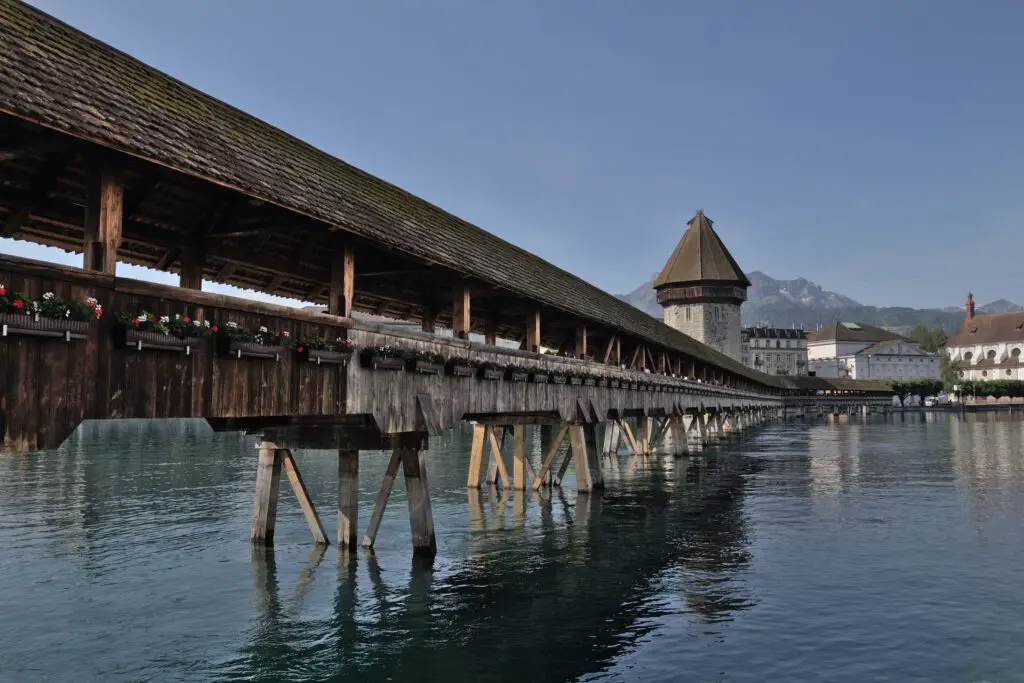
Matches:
[[0, 255, 790, 453], [0, 255, 351, 452]]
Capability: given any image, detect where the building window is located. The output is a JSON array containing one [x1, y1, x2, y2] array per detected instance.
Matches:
[[987, 350, 997, 360], [964, 351, 973, 361], [982, 370, 988, 377], [1013, 348, 1021, 358], [1007, 370, 1013, 376], [685, 308, 691, 322]]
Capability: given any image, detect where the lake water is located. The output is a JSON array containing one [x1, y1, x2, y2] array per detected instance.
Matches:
[[2, 413, 1023, 682]]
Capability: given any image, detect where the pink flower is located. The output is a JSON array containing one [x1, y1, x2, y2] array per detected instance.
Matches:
[[297, 346, 304, 353], [212, 325, 219, 332], [0, 285, 5, 296], [183, 316, 190, 324], [12, 299, 23, 310]]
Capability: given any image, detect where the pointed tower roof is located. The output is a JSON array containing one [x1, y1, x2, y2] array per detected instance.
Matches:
[[654, 210, 751, 289]]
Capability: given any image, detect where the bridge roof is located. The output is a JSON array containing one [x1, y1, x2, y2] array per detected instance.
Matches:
[[0, 0, 779, 388]]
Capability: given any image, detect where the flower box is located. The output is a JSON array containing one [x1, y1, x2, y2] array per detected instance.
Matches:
[[531, 373, 549, 384], [120, 328, 203, 354], [362, 354, 405, 371], [628, 382, 637, 391], [552, 375, 567, 385], [479, 368, 504, 381], [569, 377, 583, 386], [583, 378, 596, 387], [0, 314, 89, 341], [609, 380, 620, 389], [597, 378, 609, 387], [302, 348, 352, 366], [508, 371, 529, 382], [219, 338, 285, 361], [409, 360, 443, 376], [447, 363, 476, 377]]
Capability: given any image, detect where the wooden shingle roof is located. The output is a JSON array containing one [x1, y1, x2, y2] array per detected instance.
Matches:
[[654, 210, 751, 289], [806, 322, 906, 345], [0, 0, 779, 387]]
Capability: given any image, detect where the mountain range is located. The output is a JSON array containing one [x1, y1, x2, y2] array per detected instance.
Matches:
[[616, 272, 1020, 334]]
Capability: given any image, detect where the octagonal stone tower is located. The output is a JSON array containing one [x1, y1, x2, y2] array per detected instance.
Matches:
[[654, 210, 750, 361]]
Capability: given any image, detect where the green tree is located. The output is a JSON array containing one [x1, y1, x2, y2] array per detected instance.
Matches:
[[940, 355, 960, 391], [909, 323, 930, 349]]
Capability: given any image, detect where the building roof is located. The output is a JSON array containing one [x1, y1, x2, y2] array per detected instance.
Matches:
[[743, 327, 807, 340], [947, 312, 1024, 346], [777, 376, 893, 394], [0, 0, 778, 387], [856, 339, 934, 357], [653, 211, 751, 289], [806, 322, 907, 345]]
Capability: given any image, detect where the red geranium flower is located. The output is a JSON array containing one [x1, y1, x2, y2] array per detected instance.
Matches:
[[183, 316, 190, 323], [12, 299, 23, 310], [132, 318, 140, 325], [0, 285, 5, 295], [212, 325, 218, 332], [297, 346, 304, 353]]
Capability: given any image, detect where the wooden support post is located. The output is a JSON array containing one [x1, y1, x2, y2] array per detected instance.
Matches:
[[329, 244, 355, 317], [179, 243, 205, 290], [575, 324, 588, 359], [83, 164, 123, 274], [421, 306, 436, 334], [602, 334, 617, 364], [601, 421, 618, 456], [467, 423, 486, 488], [513, 425, 528, 490], [401, 448, 437, 557], [251, 442, 283, 545], [539, 424, 553, 486], [583, 423, 604, 489], [533, 424, 568, 489], [453, 283, 471, 340], [280, 449, 328, 545], [615, 337, 621, 365], [569, 424, 594, 492], [638, 417, 651, 455], [337, 449, 359, 547], [629, 345, 642, 370], [553, 438, 575, 487], [620, 419, 640, 455], [526, 310, 541, 352], [362, 448, 402, 548], [484, 316, 497, 346], [486, 426, 511, 488]]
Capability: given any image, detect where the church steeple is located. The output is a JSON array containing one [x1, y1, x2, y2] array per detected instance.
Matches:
[[966, 291, 975, 321]]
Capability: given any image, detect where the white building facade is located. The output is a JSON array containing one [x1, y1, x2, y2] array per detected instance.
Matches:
[[741, 327, 808, 375], [945, 297, 1024, 381], [806, 322, 940, 381]]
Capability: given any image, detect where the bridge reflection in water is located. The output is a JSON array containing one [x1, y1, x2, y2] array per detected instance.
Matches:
[[233, 442, 762, 683]]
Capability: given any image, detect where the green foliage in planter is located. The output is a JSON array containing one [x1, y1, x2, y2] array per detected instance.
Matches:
[[406, 348, 445, 364], [217, 321, 283, 346], [115, 311, 215, 338], [361, 343, 406, 359], [0, 286, 102, 321], [295, 336, 356, 354]]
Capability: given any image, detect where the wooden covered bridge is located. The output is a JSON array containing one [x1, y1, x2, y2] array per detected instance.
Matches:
[[0, 0, 891, 556]]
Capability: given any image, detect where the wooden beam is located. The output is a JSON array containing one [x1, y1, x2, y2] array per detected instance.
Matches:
[[251, 442, 283, 545], [179, 244, 205, 290], [526, 310, 541, 352], [484, 316, 497, 345], [282, 449, 328, 546], [265, 273, 286, 293], [216, 262, 238, 282], [329, 243, 355, 317], [1, 148, 75, 238], [401, 447, 437, 557], [338, 449, 359, 547], [532, 424, 568, 489], [453, 283, 471, 340], [0, 138, 68, 162], [467, 424, 487, 488], [615, 336, 621, 365], [575, 323, 588, 359], [83, 164, 123, 274], [362, 448, 402, 548], [629, 345, 642, 370], [486, 426, 511, 488], [602, 334, 617, 364]]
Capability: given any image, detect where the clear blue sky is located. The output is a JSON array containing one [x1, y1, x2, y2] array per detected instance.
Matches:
[[10, 0, 1024, 309]]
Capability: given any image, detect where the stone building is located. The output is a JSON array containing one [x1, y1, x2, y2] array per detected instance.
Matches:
[[654, 210, 749, 361], [807, 322, 940, 380], [946, 292, 1024, 381], [742, 327, 808, 375]]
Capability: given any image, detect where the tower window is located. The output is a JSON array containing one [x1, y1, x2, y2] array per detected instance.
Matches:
[[685, 308, 691, 322]]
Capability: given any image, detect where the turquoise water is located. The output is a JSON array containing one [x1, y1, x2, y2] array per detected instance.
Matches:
[[1, 413, 1023, 682]]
